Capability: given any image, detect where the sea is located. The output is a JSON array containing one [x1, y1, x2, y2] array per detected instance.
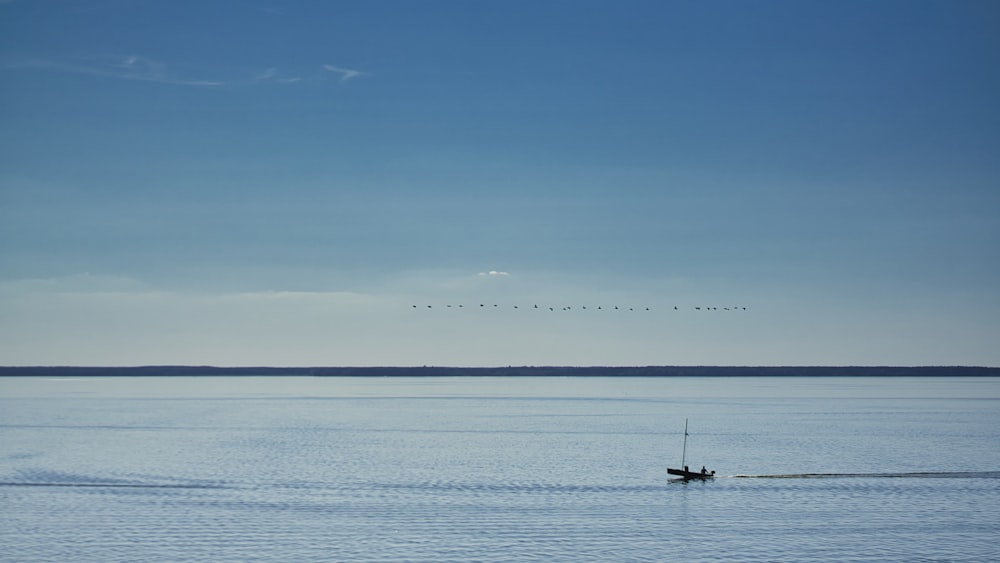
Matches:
[[1, 375, 998, 562]]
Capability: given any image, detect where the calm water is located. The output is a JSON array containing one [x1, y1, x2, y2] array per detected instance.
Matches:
[[1, 376, 998, 562]]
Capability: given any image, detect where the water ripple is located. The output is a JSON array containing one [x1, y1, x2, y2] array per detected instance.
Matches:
[[731, 471, 1000, 479]]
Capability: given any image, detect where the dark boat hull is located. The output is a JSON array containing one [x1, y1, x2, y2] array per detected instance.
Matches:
[[668, 468, 714, 480]]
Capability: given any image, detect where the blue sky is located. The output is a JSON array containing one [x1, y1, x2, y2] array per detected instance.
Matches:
[[1, 0, 998, 366]]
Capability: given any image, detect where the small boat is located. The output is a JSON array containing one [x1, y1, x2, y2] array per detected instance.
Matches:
[[667, 467, 715, 480], [667, 419, 715, 480]]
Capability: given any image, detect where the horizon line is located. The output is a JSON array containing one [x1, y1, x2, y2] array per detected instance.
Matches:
[[1, 365, 998, 374]]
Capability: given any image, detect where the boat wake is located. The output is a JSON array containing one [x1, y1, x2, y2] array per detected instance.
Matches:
[[0, 481, 229, 489], [729, 471, 1000, 479], [1, 469, 232, 490]]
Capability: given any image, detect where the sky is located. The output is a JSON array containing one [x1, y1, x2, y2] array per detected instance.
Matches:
[[1, 0, 998, 367]]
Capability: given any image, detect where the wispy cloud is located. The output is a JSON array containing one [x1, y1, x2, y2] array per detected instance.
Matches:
[[254, 67, 276, 81], [253, 67, 302, 84], [6, 55, 369, 88], [322, 64, 369, 83], [6, 55, 226, 86], [478, 270, 511, 277]]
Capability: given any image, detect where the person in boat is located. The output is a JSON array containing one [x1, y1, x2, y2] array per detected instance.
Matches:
[[701, 466, 707, 475]]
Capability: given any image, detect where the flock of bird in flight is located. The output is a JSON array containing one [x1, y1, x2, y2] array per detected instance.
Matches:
[[412, 304, 748, 312]]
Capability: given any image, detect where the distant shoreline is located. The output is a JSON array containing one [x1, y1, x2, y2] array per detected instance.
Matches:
[[1, 366, 998, 377]]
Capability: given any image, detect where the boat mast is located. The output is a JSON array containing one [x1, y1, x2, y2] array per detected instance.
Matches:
[[681, 418, 689, 469]]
